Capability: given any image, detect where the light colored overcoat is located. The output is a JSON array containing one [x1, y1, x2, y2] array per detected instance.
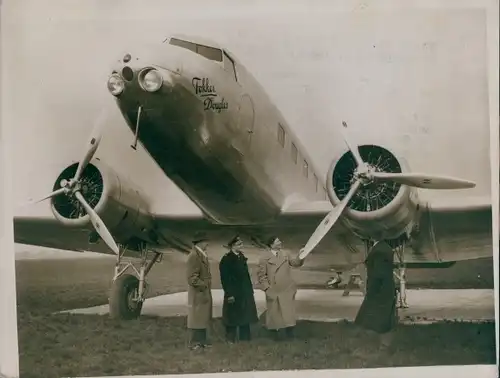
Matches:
[[186, 247, 213, 329], [257, 250, 304, 330]]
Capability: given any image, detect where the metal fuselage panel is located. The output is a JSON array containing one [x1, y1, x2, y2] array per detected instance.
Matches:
[[113, 43, 325, 225]]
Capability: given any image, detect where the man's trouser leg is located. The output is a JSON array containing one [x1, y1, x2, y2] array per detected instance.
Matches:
[[225, 326, 237, 342], [268, 329, 281, 341], [239, 324, 251, 341], [190, 328, 207, 346]]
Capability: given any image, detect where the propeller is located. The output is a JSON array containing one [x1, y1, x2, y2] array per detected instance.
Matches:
[[74, 191, 119, 254], [24, 110, 120, 255], [341, 121, 364, 167], [298, 121, 477, 260], [23, 187, 68, 206], [73, 111, 106, 182], [369, 172, 475, 189], [299, 180, 360, 259]]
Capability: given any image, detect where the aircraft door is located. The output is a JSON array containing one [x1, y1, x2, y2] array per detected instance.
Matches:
[[233, 93, 255, 155]]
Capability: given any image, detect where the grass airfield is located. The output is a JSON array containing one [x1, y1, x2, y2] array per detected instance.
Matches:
[[15, 249, 496, 378]]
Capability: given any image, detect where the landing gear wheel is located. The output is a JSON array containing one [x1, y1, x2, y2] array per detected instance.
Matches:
[[109, 274, 144, 320]]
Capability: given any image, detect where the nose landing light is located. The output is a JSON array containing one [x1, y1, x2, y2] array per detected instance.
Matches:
[[107, 73, 125, 96], [138, 68, 163, 93]]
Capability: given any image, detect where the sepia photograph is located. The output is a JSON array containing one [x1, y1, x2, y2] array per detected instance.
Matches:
[[0, 81, 20, 378], [1, 0, 498, 377]]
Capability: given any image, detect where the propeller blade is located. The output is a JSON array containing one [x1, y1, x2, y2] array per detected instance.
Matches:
[[299, 180, 361, 260], [73, 110, 107, 182], [341, 121, 364, 167], [371, 172, 476, 189], [74, 191, 119, 254], [23, 187, 67, 206]]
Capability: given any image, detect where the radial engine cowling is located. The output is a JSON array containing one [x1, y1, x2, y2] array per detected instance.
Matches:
[[50, 159, 156, 244], [326, 144, 420, 241]]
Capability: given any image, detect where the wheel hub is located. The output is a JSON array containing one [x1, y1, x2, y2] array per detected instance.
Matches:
[[127, 289, 140, 311]]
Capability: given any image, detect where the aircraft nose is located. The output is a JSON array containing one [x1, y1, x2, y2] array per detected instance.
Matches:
[[107, 65, 174, 98], [107, 49, 182, 97]]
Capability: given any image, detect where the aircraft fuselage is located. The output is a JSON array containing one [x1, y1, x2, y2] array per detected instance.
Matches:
[[112, 37, 326, 225]]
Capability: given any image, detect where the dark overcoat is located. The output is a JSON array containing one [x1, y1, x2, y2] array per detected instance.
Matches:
[[186, 247, 213, 329], [219, 250, 259, 327], [354, 241, 398, 333], [257, 250, 304, 330]]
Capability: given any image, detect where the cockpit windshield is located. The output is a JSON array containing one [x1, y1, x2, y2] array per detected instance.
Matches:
[[169, 37, 223, 62]]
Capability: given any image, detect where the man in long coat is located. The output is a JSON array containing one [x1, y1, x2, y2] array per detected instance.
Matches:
[[354, 240, 398, 334], [186, 234, 213, 350], [219, 235, 259, 342], [257, 236, 304, 340]]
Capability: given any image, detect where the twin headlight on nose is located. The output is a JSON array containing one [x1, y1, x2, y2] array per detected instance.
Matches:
[[138, 68, 163, 92], [107, 67, 163, 96], [107, 74, 125, 96]]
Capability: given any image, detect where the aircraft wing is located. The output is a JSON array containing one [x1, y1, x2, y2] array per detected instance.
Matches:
[[14, 216, 122, 255], [13, 196, 492, 270]]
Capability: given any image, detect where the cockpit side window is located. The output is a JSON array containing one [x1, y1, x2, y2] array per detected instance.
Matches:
[[169, 38, 223, 62], [169, 38, 196, 53], [197, 44, 223, 62], [223, 51, 238, 82]]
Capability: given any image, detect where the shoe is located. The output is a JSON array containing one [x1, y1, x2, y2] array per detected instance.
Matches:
[[189, 344, 203, 351], [327, 277, 342, 288]]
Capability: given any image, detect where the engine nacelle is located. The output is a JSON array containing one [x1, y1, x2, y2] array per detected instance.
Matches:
[[50, 159, 157, 245], [326, 144, 420, 241]]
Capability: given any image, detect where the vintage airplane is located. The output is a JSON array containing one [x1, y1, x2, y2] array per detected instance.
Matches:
[[14, 34, 492, 319]]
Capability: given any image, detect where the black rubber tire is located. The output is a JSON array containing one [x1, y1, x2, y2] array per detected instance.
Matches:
[[109, 274, 144, 320]]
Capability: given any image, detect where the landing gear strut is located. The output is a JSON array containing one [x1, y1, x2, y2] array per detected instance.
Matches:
[[109, 243, 162, 320], [393, 241, 409, 309]]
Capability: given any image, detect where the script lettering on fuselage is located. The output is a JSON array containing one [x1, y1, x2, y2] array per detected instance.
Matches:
[[191, 77, 229, 114]]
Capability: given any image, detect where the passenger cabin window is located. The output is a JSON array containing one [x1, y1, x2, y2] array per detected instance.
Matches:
[[223, 51, 238, 81], [169, 38, 223, 62], [277, 124, 285, 147], [303, 160, 309, 178], [291, 143, 298, 164]]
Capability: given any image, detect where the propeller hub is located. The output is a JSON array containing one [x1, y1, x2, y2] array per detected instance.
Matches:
[[60, 178, 82, 195], [354, 164, 375, 186]]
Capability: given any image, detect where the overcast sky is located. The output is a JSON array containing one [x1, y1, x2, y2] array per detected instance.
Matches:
[[2, 0, 493, 218]]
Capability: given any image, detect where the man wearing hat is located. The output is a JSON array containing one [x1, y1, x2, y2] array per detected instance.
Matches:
[[219, 235, 259, 343], [257, 236, 304, 340], [186, 232, 213, 350]]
